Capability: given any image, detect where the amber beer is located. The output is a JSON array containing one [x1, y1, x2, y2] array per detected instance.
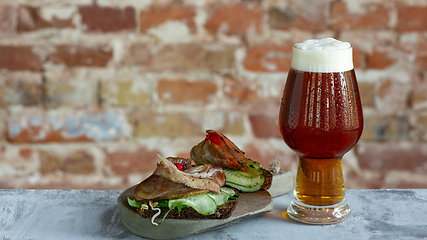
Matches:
[[279, 38, 363, 224]]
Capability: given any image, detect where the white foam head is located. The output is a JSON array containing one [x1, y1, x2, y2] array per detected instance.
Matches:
[[290, 38, 353, 73]]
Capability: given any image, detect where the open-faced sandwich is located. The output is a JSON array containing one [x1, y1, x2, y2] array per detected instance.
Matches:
[[128, 154, 239, 226], [127, 130, 273, 226], [191, 130, 272, 193]]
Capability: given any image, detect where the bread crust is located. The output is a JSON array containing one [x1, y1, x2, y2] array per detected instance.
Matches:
[[261, 168, 273, 191]]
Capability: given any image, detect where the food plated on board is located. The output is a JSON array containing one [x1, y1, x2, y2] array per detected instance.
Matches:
[[118, 130, 291, 239]]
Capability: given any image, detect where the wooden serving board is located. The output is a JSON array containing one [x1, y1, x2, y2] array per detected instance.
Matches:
[[118, 185, 274, 239]]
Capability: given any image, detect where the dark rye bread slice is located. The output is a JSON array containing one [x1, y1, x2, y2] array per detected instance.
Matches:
[[261, 168, 273, 190], [137, 199, 239, 220]]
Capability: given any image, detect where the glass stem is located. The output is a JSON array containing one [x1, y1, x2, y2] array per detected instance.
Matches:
[[294, 157, 345, 206]]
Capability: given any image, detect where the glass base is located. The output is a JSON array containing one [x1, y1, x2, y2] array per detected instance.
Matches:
[[287, 199, 350, 224]]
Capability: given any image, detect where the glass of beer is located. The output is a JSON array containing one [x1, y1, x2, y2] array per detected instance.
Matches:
[[279, 38, 363, 224]]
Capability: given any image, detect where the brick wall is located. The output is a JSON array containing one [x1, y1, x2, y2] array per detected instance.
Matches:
[[1, 0, 427, 189]]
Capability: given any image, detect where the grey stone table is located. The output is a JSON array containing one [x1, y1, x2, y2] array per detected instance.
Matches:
[[1, 189, 427, 240]]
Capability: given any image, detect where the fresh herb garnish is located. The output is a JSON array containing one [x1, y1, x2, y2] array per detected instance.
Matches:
[[127, 197, 143, 208]]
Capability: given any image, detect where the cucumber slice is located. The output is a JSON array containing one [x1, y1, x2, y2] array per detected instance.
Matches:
[[226, 181, 264, 192], [224, 169, 264, 187], [206, 192, 229, 206], [224, 167, 261, 178], [220, 187, 236, 197], [168, 193, 217, 215], [247, 160, 262, 170], [206, 187, 236, 206]]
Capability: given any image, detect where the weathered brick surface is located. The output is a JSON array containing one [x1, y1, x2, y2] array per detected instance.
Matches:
[[414, 41, 427, 70], [244, 141, 298, 173], [357, 142, 427, 173], [0, 5, 16, 33], [79, 5, 136, 32], [0, 72, 43, 106], [0, 0, 426, 189], [101, 80, 152, 107], [248, 103, 282, 139], [0, 46, 43, 71], [244, 44, 292, 72], [223, 77, 259, 103], [106, 146, 159, 175], [358, 82, 375, 107], [361, 113, 409, 141], [7, 111, 123, 143], [411, 75, 427, 110], [131, 111, 204, 137], [49, 45, 113, 67], [17, 6, 76, 31], [331, 1, 390, 30], [205, 4, 262, 35], [268, 1, 328, 31], [139, 5, 196, 32], [158, 78, 217, 104], [367, 49, 397, 69], [129, 44, 236, 73], [45, 80, 98, 108], [397, 5, 427, 32]]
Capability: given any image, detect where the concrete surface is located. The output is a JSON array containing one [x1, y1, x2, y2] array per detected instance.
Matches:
[[1, 189, 427, 240]]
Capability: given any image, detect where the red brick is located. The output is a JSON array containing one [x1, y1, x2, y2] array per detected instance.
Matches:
[[205, 4, 262, 35], [61, 151, 95, 175], [139, 5, 196, 32], [0, 46, 43, 71], [19, 148, 33, 159], [223, 77, 258, 103], [106, 147, 159, 175], [353, 46, 365, 69], [358, 82, 375, 107], [38, 150, 95, 175], [367, 49, 397, 69], [249, 112, 282, 139], [158, 79, 217, 104], [268, 3, 327, 31], [131, 111, 203, 137], [357, 142, 427, 172], [49, 45, 112, 67], [0, 5, 16, 32], [130, 44, 235, 73], [79, 5, 136, 32], [244, 44, 292, 72], [331, 2, 390, 30], [39, 150, 63, 174], [17, 6, 75, 31], [397, 5, 427, 32]]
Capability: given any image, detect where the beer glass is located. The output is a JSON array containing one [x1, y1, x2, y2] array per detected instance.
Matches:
[[279, 38, 363, 224]]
